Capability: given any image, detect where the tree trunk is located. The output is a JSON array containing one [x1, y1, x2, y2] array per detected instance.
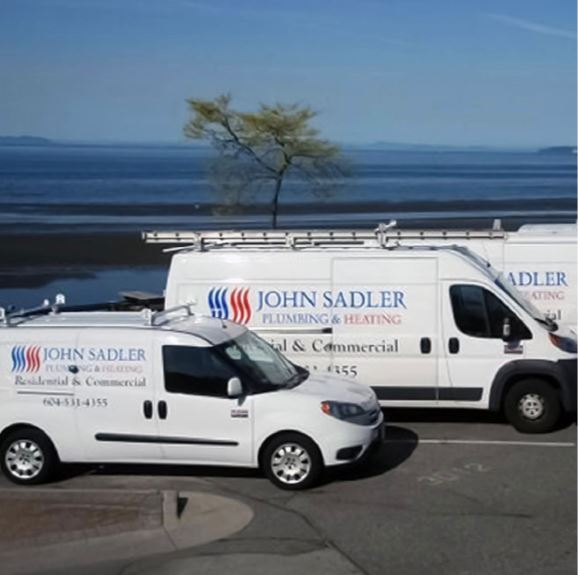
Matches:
[[272, 176, 283, 229]]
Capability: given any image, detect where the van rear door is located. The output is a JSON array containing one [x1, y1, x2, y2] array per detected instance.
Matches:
[[331, 257, 439, 405], [3, 332, 80, 461]]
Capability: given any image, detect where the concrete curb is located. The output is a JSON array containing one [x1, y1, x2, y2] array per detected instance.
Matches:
[[0, 490, 254, 575]]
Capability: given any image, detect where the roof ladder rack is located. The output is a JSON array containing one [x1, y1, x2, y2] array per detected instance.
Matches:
[[142, 219, 507, 251], [1, 294, 67, 326]]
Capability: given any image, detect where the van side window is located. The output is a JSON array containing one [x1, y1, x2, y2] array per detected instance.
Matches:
[[163, 346, 236, 398], [450, 285, 532, 340]]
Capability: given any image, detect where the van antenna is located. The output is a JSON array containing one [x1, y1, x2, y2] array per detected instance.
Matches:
[[51, 293, 66, 315]]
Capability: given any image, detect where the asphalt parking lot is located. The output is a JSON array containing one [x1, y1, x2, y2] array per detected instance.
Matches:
[[0, 411, 576, 575]]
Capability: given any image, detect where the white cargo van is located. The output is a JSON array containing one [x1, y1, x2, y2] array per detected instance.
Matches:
[[0, 301, 384, 489], [153, 229, 577, 433]]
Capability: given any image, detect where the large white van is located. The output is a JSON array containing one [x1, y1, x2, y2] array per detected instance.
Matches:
[[155, 229, 577, 433], [0, 301, 384, 489]]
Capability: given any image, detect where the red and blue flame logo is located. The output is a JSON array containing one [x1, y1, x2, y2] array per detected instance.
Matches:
[[11, 345, 42, 373], [208, 287, 252, 324]]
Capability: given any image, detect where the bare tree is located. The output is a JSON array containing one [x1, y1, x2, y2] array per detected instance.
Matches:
[[184, 94, 345, 228]]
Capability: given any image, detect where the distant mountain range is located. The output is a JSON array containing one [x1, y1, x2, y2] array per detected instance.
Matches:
[[0, 135, 576, 154], [538, 146, 577, 155], [0, 136, 206, 150], [350, 140, 500, 152], [0, 135, 55, 146], [351, 141, 547, 153]]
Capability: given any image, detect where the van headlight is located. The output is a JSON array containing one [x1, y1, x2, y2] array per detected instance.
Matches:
[[321, 401, 365, 421], [549, 333, 578, 354]]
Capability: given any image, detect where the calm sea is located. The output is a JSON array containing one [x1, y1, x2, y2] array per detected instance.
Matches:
[[0, 144, 576, 232], [0, 144, 575, 308]]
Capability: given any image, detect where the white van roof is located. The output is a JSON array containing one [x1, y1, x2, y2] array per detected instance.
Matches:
[[517, 223, 577, 234], [0, 306, 246, 346]]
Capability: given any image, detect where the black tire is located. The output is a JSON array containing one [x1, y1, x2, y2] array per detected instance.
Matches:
[[503, 379, 562, 434], [0, 428, 59, 485], [261, 433, 323, 490]]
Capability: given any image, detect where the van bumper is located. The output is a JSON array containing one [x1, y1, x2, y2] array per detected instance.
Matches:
[[323, 413, 385, 467]]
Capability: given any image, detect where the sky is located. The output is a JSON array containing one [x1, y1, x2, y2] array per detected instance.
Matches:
[[0, 0, 576, 146]]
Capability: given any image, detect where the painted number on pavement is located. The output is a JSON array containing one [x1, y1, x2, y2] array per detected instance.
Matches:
[[418, 463, 491, 486]]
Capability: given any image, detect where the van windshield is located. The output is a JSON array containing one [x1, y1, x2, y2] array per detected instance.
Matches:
[[217, 331, 307, 390]]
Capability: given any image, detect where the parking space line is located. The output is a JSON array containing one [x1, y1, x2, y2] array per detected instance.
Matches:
[[402, 439, 576, 447]]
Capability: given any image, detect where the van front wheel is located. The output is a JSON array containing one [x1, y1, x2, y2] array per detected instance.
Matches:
[[504, 379, 561, 434], [0, 429, 59, 485], [262, 433, 323, 490]]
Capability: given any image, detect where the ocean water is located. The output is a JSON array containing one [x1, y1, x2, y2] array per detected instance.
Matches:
[[0, 144, 576, 232], [0, 143, 575, 308]]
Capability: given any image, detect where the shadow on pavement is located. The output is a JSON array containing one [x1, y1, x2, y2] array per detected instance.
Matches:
[[47, 409, 576, 488], [56, 462, 261, 484], [324, 425, 418, 485], [383, 407, 576, 432], [384, 407, 506, 425], [54, 425, 419, 487]]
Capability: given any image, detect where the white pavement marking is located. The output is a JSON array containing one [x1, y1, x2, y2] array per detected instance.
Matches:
[[394, 439, 576, 447]]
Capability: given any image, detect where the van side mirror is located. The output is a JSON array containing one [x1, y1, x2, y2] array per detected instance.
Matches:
[[502, 317, 513, 341], [227, 377, 243, 398]]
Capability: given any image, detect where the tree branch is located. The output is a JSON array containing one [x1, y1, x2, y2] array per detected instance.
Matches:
[[221, 116, 278, 175]]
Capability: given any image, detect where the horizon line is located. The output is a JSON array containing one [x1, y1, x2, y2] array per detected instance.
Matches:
[[2, 135, 575, 151]]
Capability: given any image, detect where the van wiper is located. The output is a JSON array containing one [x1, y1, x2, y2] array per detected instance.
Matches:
[[535, 316, 558, 332], [547, 318, 559, 332]]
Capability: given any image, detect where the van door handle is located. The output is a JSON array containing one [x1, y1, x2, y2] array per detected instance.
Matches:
[[143, 400, 153, 419], [158, 401, 168, 420], [420, 337, 431, 354], [448, 337, 460, 354]]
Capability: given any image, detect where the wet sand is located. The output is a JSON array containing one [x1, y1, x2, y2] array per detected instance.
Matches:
[[0, 232, 168, 270], [1, 196, 575, 219], [0, 196, 575, 235], [1, 208, 576, 290], [0, 232, 170, 288]]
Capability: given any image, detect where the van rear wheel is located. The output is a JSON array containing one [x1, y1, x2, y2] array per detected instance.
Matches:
[[504, 379, 561, 434], [0, 429, 59, 485], [262, 433, 323, 490]]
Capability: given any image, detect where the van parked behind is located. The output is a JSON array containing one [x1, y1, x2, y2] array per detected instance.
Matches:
[[148, 228, 577, 433]]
